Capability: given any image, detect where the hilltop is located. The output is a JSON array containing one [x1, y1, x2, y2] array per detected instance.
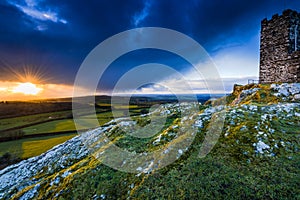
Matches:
[[0, 83, 299, 199]]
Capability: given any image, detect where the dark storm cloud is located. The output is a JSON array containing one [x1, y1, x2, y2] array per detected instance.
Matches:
[[0, 0, 145, 83], [0, 0, 299, 86], [138, 0, 300, 51]]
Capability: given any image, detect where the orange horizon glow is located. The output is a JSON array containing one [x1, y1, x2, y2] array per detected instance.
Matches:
[[0, 80, 97, 101], [0, 66, 70, 100]]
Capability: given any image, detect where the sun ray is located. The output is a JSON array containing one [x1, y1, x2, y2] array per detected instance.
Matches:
[[5, 63, 52, 85], [0, 60, 53, 98]]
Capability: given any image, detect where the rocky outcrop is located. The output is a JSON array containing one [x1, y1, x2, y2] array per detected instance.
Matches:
[[229, 83, 300, 105], [271, 83, 300, 99]]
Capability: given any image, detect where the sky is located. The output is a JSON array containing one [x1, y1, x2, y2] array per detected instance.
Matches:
[[0, 0, 299, 100]]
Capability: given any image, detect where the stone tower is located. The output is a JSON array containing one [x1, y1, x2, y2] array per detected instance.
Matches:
[[259, 9, 300, 83]]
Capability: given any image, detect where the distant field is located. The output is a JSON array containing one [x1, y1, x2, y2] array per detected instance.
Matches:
[[0, 106, 148, 160], [0, 95, 183, 165], [0, 133, 76, 158], [0, 110, 72, 131], [22, 119, 78, 134], [22, 109, 139, 135], [0, 101, 72, 119], [96, 103, 139, 109], [22, 118, 102, 135]]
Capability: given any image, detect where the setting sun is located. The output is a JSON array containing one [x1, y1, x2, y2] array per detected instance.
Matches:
[[12, 82, 43, 95]]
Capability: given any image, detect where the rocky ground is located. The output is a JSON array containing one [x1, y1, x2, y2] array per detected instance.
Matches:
[[0, 83, 299, 199]]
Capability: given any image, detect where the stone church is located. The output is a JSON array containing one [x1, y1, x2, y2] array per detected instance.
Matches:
[[259, 9, 300, 83]]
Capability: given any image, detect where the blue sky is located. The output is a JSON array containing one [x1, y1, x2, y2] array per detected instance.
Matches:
[[0, 0, 300, 97]]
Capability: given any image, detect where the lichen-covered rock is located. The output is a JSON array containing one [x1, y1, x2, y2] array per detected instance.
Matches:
[[271, 83, 300, 97]]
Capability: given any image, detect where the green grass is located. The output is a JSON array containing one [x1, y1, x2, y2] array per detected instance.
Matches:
[[0, 133, 76, 159], [96, 103, 139, 109], [28, 98, 300, 199], [21, 111, 129, 135], [22, 118, 101, 134], [22, 119, 78, 134], [130, 154, 300, 199], [0, 110, 72, 131], [0, 107, 149, 162], [40, 121, 299, 200], [0, 107, 147, 138]]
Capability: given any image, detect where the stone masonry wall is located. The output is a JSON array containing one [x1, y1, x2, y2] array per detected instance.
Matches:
[[259, 9, 300, 83]]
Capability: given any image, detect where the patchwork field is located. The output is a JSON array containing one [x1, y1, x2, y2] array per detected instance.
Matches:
[[0, 111, 72, 131], [0, 95, 187, 169], [0, 133, 76, 158]]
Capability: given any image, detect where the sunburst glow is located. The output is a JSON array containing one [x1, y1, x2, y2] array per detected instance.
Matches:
[[12, 82, 43, 95]]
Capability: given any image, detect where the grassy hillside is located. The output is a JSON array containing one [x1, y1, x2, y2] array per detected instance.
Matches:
[[0, 83, 299, 199]]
